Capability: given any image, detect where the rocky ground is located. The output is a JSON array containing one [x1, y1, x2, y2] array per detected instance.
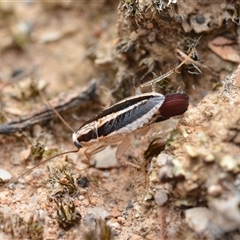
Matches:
[[0, 1, 240, 240]]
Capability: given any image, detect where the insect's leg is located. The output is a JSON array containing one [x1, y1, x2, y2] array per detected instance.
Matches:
[[133, 125, 150, 140], [116, 136, 130, 160], [116, 136, 141, 169], [77, 144, 109, 173], [84, 144, 108, 163]]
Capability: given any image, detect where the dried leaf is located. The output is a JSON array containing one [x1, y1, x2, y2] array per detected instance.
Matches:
[[208, 36, 240, 63]]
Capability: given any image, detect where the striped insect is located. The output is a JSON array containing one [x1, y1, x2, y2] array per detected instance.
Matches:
[[72, 92, 189, 166]]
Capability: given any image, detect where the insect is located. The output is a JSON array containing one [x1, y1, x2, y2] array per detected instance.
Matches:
[[72, 92, 189, 166]]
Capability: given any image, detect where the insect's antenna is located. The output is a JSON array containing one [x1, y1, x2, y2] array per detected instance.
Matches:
[[140, 47, 195, 88], [8, 148, 80, 185], [38, 90, 74, 133]]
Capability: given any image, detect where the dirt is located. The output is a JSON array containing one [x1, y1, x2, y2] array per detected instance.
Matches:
[[0, 1, 240, 240]]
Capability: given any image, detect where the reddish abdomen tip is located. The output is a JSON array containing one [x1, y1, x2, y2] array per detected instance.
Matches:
[[159, 93, 189, 119]]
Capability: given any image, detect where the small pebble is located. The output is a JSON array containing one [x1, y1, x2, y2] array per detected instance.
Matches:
[[144, 191, 153, 201], [94, 146, 118, 169], [110, 207, 121, 218], [146, 22, 154, 29], [207, 184, 222, 196], [32, 169, 43, 179], [0, 169, 12, 182], [147, 32, 156, 42], [195, 14, 205, 24], [102, 171, 110, 178], [220, 155, 237, 171], [117, 217, 125, 224], [205, 153, 215, 162], [185, 207, 211, 234], [20, 148, 31, 161], [185, 145, 199, 158], [149, 171, 158, 182], [154, 189, 168, 206], [157, 153, 169, 166], [130, 31, 138, 41], [0, 191, 10, 204], [77, 176, 89, 188], [130, 234, 142, 240]]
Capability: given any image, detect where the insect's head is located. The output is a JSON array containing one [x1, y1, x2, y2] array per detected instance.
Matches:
[[72, 132, 83, 149]]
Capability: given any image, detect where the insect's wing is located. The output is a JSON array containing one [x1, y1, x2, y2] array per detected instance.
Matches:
[[74, 93, 165, 144], [97, 95, 164, 136]]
